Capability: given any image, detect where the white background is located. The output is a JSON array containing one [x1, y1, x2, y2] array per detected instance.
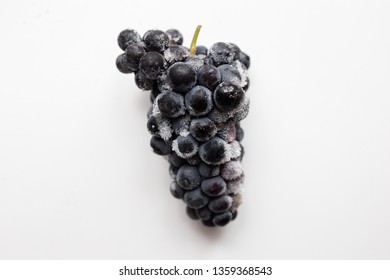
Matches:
[[0, 0, 389, 259]]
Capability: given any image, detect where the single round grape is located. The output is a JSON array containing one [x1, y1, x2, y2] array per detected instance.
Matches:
[[170, 181, 186, 199], [116, 53, 134, 74], [196, 45, 208, 55], [201, 176, 227, 197], [117, 29, 142, 51], [221, 160, 243, 181], [208, 195, 233, 213], [157, 91, 185, 118], [143, 29, 169, 53], [183, 187, 209, 209], [213, 211, 233, 226], [125, 44, 146, 71], [134, 71, 154, 90], [185, 86, 213, 116], [209, 42, 235, 66], [175, 135, 198, 158], [197, 65, 221, 90], [198, 137, 228, 165], [150, 136, 171, 155], [167, 62, 197, 93], [139, 52, 167, 80], [166, 29, 183, 45], [213, 82, 245, 112], [176, 165, 201, 190], [189, 117, 217, 142], [186, 206, 199, 220]]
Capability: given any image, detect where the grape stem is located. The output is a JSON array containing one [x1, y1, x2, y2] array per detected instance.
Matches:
[[189, 25, 202, 56]]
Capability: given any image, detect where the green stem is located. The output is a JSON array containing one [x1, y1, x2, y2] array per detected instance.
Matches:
[[189, 25, 202, 56]]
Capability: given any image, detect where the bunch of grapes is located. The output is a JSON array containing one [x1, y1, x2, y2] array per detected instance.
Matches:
[[116, 26, 250, 227]]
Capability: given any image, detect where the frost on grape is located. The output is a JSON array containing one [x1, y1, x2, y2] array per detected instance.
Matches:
[[171, 138, 198, 159], [158, 117, 172, 141], [221, 160, 243, 181], [226, 174, 245, 194], [231, 193, 242, 210], [207, 107, 230, 124], [228, 140, 242, 160], [151, 97, 173, 141], [231, 96, 250, 122], [164, 46, 189, 64], [231, 60, 248, 88], [172, 114, 191, 136], [185, 57, 204, 72]]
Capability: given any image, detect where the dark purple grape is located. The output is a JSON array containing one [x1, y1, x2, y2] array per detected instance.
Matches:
[[201, 176, 227, 197], [189, 118, 217, 142], [197, 65, 221, 90], [125, 44, 146, 71], [167, 62, 197, 93], [117, 29, 142, 51], [170, 181, 186, 199], [196, 207, 213, 221], [213, 82, 244, 112], [134, 71, 154, 90], [208, 195, 233, 213], [116, 53, 134, 74], [198, 137, 228, 165], [139, 52, 167, 80], [213, 211, 232, 226], [150, 136, 171, 155], [218, 64, 242, 85], [183, 187, 209, 209], [176, 165, 201, 190], [143, 29, 169, 53], [166, 29, 183, 45], [174, 135, 198, 158], [186, 206, 199, 220], [185, 86, 213, 116], [157, 91, 185, 118], [209, 42, 235, 66], [196, 45, 208, 55]]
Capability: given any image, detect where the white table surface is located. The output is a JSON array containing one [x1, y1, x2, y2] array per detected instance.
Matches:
[[0, 0, 389, 259]]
